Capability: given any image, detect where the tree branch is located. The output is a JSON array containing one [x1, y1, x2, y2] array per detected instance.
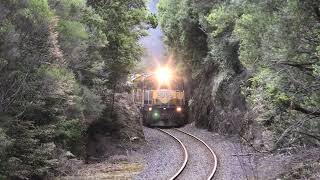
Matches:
[[279, 61, 315, 70], [291, 103, 320, 116], [294, 130, 320, 142], [274, 117, 308, 149], [198, 25, 207, 34], [278, 61, 315, 77]]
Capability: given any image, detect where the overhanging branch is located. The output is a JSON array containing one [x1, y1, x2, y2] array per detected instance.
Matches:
[[295, 130, 320, 142], [291, 103, 320, 116], [279, 61, 315, 71]]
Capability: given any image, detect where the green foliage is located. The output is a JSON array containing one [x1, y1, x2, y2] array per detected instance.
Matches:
[[55, 118, 87, 152], [42, 66, 75, 83], [246, 68, 291, 110], [0, 128, 11, 178], [0, 0, 151, 178], [147, 13, 158, 29], [61, 0, 86, 9], [39, 67, 104, 151], [58, 20, 88, 41], [206, 5, 238, 37], [223, 0, 320, 145], [158, 0, 208, 73], [87, 0, 152, 89], [234, 12, 264, 68], [5, 120, 56, 178], [23, 0, 53, 22], [82, 7, 108, 48], [159, 0, 320, 148], [78, 86, 105, 119], [0, 20, 14, 35]]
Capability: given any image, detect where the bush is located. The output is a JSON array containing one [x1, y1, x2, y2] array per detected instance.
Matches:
[[23, 0, 53, 22], [5, 121, 57, 179], [55, 118, 87, 156], [0, 128, 12, 178]]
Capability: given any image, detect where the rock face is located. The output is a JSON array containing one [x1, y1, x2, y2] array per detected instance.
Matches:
[[189, 35, 248, 133], [190, 62, 248, 134], [188, 33, 272, 150]]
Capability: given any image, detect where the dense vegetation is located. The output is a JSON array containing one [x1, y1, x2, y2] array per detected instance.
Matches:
[[0, 0, 153, 178], [158, 0, 320, 148], [1, 0, 319, 178]]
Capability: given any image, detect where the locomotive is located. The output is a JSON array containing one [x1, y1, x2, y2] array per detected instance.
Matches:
[[131, 67, 187, 127]]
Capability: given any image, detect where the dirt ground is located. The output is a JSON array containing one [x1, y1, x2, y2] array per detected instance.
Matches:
[[135, 124, 320, 180], [57, 123, 320, 180]]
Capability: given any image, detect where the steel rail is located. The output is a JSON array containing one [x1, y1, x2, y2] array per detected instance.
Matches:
[[174, 128, 218, 180], [157, 128, 189, 180]]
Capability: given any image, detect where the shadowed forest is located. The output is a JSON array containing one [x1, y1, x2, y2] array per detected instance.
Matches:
[[0, 0, 319, 179]]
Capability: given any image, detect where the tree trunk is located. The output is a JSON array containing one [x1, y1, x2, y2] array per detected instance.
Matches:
[[111, 83, 117, 117]]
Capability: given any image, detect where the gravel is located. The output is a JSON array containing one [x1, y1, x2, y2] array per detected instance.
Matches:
[[166, 129, 213, 180], [180, 123, 256, 180], [134, 127, 184, 180], [134, 124, 255, 180]]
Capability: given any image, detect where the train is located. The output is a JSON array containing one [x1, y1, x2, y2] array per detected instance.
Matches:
[[131, 67, 187, 127]]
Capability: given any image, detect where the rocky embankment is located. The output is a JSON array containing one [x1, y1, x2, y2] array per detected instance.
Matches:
[[187, 24, 319, 179], [188, 34, 257, 145]]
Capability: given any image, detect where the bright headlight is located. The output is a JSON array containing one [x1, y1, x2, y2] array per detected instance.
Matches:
[[156, 67, 172, 83], [176, 107, 182, 112]]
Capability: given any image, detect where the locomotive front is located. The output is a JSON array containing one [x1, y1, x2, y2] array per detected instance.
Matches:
[[132, 67, 187, 127]]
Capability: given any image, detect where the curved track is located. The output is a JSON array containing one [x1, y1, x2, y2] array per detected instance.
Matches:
[[157, 128, 188, 180], [157, 128, 218, 180]]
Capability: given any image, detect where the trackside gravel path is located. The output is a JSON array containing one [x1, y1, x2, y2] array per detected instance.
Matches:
[[134, 128, 184, 180], [166, 129, 214, 180], [180, 124, 255, 180], [135, 125, 254, 179]]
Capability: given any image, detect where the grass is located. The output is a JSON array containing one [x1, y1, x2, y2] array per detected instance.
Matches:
[[57, 161, 144, 180]]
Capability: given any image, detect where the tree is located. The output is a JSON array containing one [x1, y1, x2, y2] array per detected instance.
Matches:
[[0, 0, 154, 178], [87, 0, 154, 113], [158, 0, 208, 76]]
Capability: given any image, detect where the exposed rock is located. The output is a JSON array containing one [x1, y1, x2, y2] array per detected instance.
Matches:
[[65, 151, 76, 159], [130, 136, 140, 142], [188, 31, 270, 151], [189, 32, 248, 133]]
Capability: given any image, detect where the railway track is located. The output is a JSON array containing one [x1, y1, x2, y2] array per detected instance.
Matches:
[[157, 128, 218, 180]]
